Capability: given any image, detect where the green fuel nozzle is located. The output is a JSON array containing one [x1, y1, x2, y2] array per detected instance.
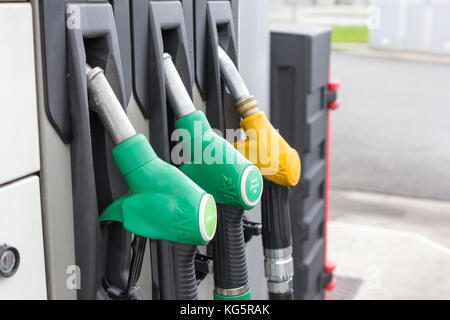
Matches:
[[163, 54, 263, 211], [86, 65, 217, 246], [163, 54, 264, 300]]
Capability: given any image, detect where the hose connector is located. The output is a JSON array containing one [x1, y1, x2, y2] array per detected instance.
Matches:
[[235, 96, 259, 119], [264, 247, 294, 296], [264, 247, 294, 282]]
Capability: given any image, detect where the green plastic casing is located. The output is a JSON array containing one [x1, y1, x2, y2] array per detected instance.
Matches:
[[175, 111, 263, 210], [99, 135, 217, 246], [214, 290, 251, 300]]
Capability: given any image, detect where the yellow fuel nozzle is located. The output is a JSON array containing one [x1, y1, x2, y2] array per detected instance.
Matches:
[[217, 46, 301, 187]]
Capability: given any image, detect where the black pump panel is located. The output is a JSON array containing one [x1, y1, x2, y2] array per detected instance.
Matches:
[[194, 0, 238, 96], [110, 0, 133, 103], [131, 0, 194, 160], [40, 1, 133, 300], [40, 0, 132, 144], [270, 25, 332, 300], [194, 0, 239, 133]]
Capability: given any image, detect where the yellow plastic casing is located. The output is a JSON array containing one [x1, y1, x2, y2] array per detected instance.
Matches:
[[234, 111, 301, 187]]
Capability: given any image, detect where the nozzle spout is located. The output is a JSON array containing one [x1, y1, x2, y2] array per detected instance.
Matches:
[[86, 64, 136, 145], [217, 46, 251, 103], [163, 53, 197, 119]]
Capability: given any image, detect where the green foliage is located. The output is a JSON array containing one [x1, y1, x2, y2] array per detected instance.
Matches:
[[332, 26, 369, 43]]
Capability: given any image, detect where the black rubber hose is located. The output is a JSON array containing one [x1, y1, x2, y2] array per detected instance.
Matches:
[[262, 179, 294, 301], [212, 204, 248, 292], [261, 180, 292, 250], [156, 241, 198, 300], [269, 291, 294, 300]]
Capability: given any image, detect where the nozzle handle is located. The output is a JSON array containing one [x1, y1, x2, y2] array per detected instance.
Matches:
[[156, 241, 199, 300], [212, 205, 250, 299]]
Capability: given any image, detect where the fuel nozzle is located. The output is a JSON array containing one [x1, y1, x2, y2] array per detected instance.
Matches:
[[163, 54, 264, 300], [218, 48, 301, 300], [85, 65, 217, 246], [217, 47, 301, 187]]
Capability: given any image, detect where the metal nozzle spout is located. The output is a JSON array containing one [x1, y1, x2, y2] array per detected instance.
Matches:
[[163, 53, 197, 119], [217, 46, 251, 103], [86, 64, 136, 145]]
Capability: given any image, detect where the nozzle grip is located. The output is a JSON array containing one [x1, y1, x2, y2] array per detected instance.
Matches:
[[157, 242, 198, 300], [212, 204, 249, 296]]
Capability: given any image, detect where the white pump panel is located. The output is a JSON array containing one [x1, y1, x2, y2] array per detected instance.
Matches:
[[0, 3, 40, 185], [0, 176, 47, 300]]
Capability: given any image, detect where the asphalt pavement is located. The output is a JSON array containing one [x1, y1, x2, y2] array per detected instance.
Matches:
[[330, 52, 450, 201], [327, 52, 450, 300]]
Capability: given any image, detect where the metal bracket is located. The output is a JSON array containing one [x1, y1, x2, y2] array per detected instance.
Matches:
[[243, 219, 262, 243], [195, 251, 214, 283]]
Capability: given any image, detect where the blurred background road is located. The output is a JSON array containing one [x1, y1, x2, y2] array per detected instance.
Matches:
[[330, 52, 450, 201], [270, 0, 450, 300], [328, 51, 450, 300]]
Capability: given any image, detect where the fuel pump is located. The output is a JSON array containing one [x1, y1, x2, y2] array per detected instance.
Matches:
[[217, 47, 302, 300], [163, 54, 263, 300], [86, 65, 217, 299]]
